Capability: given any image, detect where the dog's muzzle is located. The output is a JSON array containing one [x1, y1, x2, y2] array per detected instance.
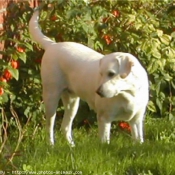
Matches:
[[96, 87, 105, 97]]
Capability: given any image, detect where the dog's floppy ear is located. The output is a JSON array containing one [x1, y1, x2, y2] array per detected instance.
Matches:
[[120, 56, 134, 79]]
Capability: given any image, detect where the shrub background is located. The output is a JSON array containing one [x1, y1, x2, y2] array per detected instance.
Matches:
[[0, 0, 175, 129]]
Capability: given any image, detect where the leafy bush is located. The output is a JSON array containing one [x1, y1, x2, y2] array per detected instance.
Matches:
[[0, 0, 175, 130], [0, 2, 44, 125]]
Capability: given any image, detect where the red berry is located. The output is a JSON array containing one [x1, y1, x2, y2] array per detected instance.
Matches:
[[103, 35, 112, 45], [17, 47, 25, 53], [119, 122, 131, 131], [51, 15, 58, 21], [102, 17, 108, 23], [112, 10, 120, 17], [35, 58, 42, 64], [11, 60, 19, 69], [3, 69, 12, 81], [0, 77, 7, 83], [0, 87, 4, 95]]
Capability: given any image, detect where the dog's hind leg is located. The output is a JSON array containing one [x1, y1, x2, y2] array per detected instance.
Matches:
[[61, 92, 80, 146], [41, 55, 67, 145], [43, 86, 62, 145]]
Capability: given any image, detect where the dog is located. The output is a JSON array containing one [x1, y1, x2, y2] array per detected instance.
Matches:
[[29, 9, 149, 146]]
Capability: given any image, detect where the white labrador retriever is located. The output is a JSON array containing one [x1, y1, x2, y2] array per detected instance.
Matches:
[[29, 9, 149, 146]]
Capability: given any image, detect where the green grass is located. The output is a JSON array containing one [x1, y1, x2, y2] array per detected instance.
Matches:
[[1, 117, 175, 175]]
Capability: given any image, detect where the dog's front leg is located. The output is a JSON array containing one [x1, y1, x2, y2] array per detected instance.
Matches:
[[97, 116, 111, 144], [129, 114, 144, 143], [130, 122, 143, 143]]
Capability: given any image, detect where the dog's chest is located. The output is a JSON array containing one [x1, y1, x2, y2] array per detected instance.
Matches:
[[109, 94, 137, 121], [112, 105, 133, 121], [111, 107, 134, 120]]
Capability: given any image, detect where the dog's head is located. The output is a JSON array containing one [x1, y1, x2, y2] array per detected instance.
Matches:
[[96, 52, 135, 98]]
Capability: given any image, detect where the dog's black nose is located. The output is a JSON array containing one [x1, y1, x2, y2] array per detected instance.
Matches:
[[96, 87, 104, 97]]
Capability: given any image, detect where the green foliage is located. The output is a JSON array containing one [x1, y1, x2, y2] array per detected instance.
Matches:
[[0, 0, 175, 130], [0, 2, 44, 123]]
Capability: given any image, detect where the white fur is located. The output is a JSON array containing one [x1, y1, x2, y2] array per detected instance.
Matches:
[[29, 10, 149, 145]]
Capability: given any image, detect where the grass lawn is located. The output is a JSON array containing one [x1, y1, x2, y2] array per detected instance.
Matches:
[[1, 117, 175, 175]]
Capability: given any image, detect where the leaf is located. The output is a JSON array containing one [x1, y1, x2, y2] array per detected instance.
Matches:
[[20, 43, 33, 51], [94, 41, 103, 51], [0, 93, 9, 104], [152, 50, 161, 59], [171, 81, 175, 90], [156, 97, 162, 113], [125, 14, 136, 26], [155, 81, 161, 95], [147, 101, 157, 113], [156, 59, 166, 70], [156, 29, 163, 37], [151, 38, 161, 50], [84, 11, 91, 21], [148, 24, 156, 31], [166, 47, 175, 59], [161, 72, 172, 81], [159, 34, 171, 45], [5, 48, 15, 55], [24, 107, 30, 117], [17, 52, 27, 63], [171, 31, 175, 38], [66, 8, 82, 19], [8, 68, 19, 81], [10, 24, 15, 31], [169, 113, 174, 121], [87, 37, 94, 48], [22, 164, 32, 171], [141, 40, 149, 53], [147, 60, 159, 74]]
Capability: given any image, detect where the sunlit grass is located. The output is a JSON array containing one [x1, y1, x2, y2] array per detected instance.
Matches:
[[1, 117, 175, 175]]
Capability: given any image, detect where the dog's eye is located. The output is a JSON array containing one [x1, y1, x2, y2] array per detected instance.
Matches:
[[108, 71, 115, 78]]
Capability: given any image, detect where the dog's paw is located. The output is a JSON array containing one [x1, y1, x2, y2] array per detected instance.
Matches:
[[69, 141, 75, 147]]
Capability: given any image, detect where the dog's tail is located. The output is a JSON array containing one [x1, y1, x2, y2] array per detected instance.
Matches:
[[29, 9, 56, 50]]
